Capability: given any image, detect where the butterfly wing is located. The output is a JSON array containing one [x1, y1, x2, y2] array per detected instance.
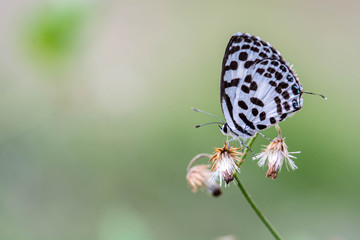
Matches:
[[234, 59, 303, 132], [220, 33, 303, 139]]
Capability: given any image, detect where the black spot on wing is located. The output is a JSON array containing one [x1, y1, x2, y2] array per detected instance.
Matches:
[[278, 82, 289, 88], [244, 61, 254, 69], [275, 72, 283, 80], [252, 108, 258, 116], [280, 65, 287, 72], [280, 113, 287, 121], [239, 52, 248, 61], [229, 61, 238, 70], [287, 75, 294, 82], [267, 67, 276, 73], [259, 52, 268, 58], [264, 73, 272, 78], [241, 85, 250, 93], [244, 75, 252, 83], [281, 91, 290, 100], [257, 124, 267, 130], [250, 97, 264, 107], [238, 100, 248, 110], [250, 81, 258, 91], [260, 112, 266, 121], [223, 78, 240, 88], [292, 84, 301, 95], [229, 46, 240, 54], [250, 46, 259, 53], [274, 96, 281, 104], [271, 60, 279, 66], [270, 48, 278, 55], [232, 36, 243, 43], [239, 113, 255, 130], [269, 81, 277, 87], [292, 99, 300, 110], [283, 102, 291, 111], [256, 68, 265, 75]]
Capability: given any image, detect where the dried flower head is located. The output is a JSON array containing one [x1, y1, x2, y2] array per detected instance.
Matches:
[[254, 125, 299, 179], [186, 154, 221, 197], [209, 142, 243, 185]]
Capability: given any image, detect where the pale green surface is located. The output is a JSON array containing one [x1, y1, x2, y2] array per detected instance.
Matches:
[[0, 0, 359, 239]]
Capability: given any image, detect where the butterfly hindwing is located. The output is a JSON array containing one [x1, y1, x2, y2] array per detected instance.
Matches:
[[233, 59, 303, 132]]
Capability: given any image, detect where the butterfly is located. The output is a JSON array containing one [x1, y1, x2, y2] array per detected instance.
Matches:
[[218, 32, 307, 143], [193, 33, 325, 145]]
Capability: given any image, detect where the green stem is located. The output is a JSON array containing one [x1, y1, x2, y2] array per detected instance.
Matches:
[[239, 134, 258, 164], [234, 134, 282, 240]]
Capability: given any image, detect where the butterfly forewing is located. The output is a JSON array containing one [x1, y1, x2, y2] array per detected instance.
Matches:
[[220, 33, 303, 139]]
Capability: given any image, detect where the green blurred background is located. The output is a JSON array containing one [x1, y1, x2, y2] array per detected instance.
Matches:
[[0, 0, 359, 239]]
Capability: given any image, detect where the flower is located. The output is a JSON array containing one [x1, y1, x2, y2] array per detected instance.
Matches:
[[254, 127, 299, 179], [186, 155, 221, 196], [209, 142, 243, 185]]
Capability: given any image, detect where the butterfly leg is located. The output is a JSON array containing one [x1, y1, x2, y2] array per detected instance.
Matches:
[[255, 130, 272, 141], [228, 137, 238, 144], [238, 140, 255, 156]]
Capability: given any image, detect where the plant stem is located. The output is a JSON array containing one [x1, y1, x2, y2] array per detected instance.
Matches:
[[239, 134, 258, 164], [234, 134, 282, 240], [186, 153, 212, 172]]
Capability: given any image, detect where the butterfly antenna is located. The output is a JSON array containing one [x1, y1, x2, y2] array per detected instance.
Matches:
[[195, 122, 224, 128], [191, 107, 225, 123], [303, 91, 327, 100]]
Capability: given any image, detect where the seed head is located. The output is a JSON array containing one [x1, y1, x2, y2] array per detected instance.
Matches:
[[209, 142, 243, 185], [186, 154, 222, 197], [254, 126, 299, 179]]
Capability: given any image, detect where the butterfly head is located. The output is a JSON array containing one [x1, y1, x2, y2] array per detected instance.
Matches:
[[220, 123, 230, 136]]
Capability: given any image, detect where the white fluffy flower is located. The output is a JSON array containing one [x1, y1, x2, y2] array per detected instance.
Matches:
[[209, 143, 243, 185], [254, 137, 299, 179]]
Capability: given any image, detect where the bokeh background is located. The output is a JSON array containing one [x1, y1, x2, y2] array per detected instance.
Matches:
[[0, 0, 359, 239]]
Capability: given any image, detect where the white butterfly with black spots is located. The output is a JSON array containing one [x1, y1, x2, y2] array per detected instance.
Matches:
[[220, 33, 303, 141]]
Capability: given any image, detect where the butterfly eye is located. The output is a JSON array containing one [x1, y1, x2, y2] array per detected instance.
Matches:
[[223, 124, 228, 134], [287, 75, 293, 82]]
